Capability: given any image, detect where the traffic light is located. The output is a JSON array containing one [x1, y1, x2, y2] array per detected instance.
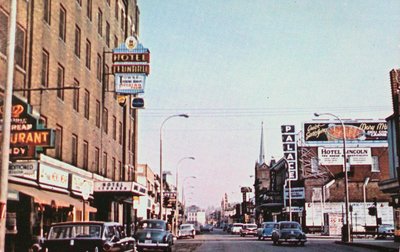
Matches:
[[368, 206, 377, 216]]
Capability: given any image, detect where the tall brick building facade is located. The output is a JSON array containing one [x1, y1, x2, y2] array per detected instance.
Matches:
[[0, 0, 147, 250]]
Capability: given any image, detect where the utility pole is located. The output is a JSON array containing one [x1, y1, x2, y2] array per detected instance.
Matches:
[[0, 0, 17, 251]]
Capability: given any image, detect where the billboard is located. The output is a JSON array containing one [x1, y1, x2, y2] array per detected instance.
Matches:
[[303, 121, 388, 144]]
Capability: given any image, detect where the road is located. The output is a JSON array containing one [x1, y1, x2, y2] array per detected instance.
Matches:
[[172, 228, 377, 252]]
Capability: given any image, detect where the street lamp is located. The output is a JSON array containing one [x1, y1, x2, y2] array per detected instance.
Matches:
[[159, 114, 189, 220], [314, 112, 350, 242], [175, 157, 195, 235]]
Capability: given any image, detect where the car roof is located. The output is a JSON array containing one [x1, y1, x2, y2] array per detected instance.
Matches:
[[49, 221, 122, 227]]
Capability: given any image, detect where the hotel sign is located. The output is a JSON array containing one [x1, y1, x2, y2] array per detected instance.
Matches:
[[112, 36, 150, 94], [94, 181, 146, 196], [318, 147, 372, 165]]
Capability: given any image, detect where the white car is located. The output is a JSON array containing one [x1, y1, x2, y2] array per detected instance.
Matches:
[[231, 223, 244, 235], [178, 224, 196, 239]]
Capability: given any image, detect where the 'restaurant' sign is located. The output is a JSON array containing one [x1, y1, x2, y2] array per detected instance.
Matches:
[[112, 36, 150, 94], [303, 121, 388, 143], [0, 95, 55, 160]]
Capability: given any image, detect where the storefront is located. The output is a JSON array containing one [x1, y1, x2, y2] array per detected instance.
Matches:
[[6, 155, 97, 251]]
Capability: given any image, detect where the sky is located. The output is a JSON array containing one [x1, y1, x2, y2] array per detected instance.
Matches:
[[136, 0, 400, 208]]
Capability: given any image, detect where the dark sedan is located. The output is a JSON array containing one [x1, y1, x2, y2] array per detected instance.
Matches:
[[37, 221, 135, 252], [134, 219, 174, 252], [272, 221, 307, 246]]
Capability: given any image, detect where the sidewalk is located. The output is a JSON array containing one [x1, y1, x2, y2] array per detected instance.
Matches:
[[335, 239, 400, 252]]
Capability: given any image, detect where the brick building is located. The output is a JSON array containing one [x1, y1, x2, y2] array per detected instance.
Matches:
[[0, 0, 147, 250], [301, 120, 392, 235]]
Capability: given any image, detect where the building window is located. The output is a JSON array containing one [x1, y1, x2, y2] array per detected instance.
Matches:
[[103, 152, 108, 177], [15, 26, 25, 68], [106, 0, 110, 6], [118, 161, 122, 181], [95, 100, 100, 128], [120, 9, 124, 30], [372, 156, 380, 172], [96, 53, 102, 81], [41, 49, 49, 87], [128, 129, 131, 151], [84, 89, 90, 119], [119, 121, 122, 144], [59, 5, 66, 41], [115, 0, 119, 20], [76, 0, 82, 6], [87, 0, 92, 21], [83, 140, 89, 170], [55, 125, 63, 159], [73, 79, 79, 111], [74, 25, 81, 57], [112, 116, 117, 140], [97, 9, 103, 36], [44, 0, 51, 24], [106, 22, 110, 47], [112, 157, 116, 180], [103, 108, 108, 133], [72, 134, 78, 166], [114, 35, 118, 48], [311, 157, 318, 173], [85, 39, 91, 69], [0, 10, 7, 55], [57, 64, 64, 100], [105, 64, 110, 91], [94, 147, 100, 173]]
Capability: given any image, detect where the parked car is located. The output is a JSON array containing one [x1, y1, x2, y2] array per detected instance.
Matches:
[[35, 221, 135, 252], [201, 224, 214, 232], [177, 224, 196, 239], [230, 223, 244, 235], [226, 224, 233, 233], [378, 224, 394, 238], [135, 219, 174, 252], [257, 222, 278, 240], [240, 224, 258, 237], [272, 221, 307, 246]]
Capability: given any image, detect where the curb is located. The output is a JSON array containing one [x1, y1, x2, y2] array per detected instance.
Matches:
[[334, 241, 399, 252]]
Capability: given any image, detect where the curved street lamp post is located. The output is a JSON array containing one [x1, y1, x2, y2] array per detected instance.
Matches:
[[159, 114, 189, 220], [314, 112, 350, 242], [175, 157, 195, 235]]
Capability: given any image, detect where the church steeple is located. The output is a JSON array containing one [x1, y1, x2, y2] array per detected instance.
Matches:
[[259, 122, 266, 165]]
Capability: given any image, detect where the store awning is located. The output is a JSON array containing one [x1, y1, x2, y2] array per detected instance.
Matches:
[[8, 183, 96, 212]]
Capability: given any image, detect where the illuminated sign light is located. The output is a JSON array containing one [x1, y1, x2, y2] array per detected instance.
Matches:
[[112, 64, 150, 75], [112, 53, 150, 63], [9, 130, 53, 147]]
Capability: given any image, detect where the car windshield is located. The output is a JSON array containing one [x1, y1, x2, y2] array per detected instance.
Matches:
[[280, 223, 300, 229], [180, 225, 192, 230], [245, 225, 257, 228], [264, 223, 275, 228], [48, 224, 102, 239], [139, 220, 165, 230]]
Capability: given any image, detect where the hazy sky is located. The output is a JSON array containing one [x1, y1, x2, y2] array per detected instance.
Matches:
[[136, 1, 400, 208]]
